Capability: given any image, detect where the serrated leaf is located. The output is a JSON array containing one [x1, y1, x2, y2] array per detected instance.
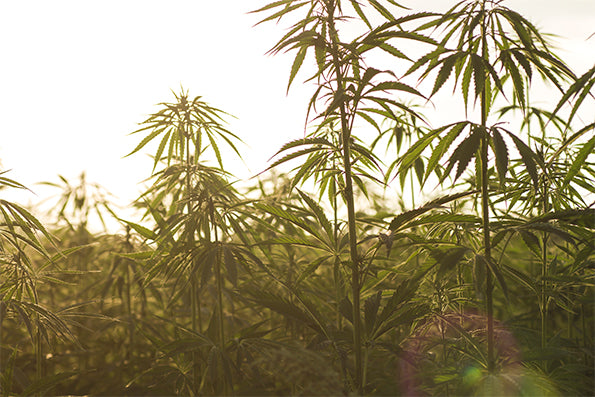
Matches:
[[433, 246, 468, 280], [562, 133, 595, 190], [503, 129, 539, 189], [119, 219, 157, 240], [472, 54, 485, 101], [288, 45, 308, 92], [431, 53, 459, 96], [339, 295, 353, 324], [364, 290, 382, 338], [491, 128, 508, 186], [424, 122, 469, 183], [297, 189, 333, 242], [444, 126, 482, 182], [519, 230, 541, 257], [413, 157, 424, 185], [461, 57, 473, 111], [223, 246, 238, 287]]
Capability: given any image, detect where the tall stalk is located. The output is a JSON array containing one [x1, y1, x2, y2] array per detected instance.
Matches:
[[479, 5, 494, 372], [325, 1, 362, 392], [540, 180, 549, 350], [182, 114, 201, 394]]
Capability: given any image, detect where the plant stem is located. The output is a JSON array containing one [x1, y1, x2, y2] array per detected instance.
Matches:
[[480, 1, 495, 373], [184, 123, 202, 394], [325, 2, 363, 393], [541, 181, 549, 350]]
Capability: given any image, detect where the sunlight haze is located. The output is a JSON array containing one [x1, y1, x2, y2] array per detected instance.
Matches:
[[1, 0, 593, 207]]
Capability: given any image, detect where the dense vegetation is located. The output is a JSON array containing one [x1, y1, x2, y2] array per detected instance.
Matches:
[[1, 1, 593, 395]]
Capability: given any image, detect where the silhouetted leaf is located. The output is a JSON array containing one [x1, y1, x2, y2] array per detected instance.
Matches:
[[491, 128, 508, 186]]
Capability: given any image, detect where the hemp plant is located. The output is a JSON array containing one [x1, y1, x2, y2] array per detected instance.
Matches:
[[398, 0, 575, 374], [253, 0, 437, 393], [0, 172, 76, 396], [126, 90, 243, 395]]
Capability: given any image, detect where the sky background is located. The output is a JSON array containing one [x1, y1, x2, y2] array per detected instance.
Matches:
[[1, 1, 594, 211]]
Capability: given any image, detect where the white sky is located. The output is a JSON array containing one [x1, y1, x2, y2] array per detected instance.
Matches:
[[1, 0, 594, 209]]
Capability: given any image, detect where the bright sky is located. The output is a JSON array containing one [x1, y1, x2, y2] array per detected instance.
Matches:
[[1, 1, 594, 209]]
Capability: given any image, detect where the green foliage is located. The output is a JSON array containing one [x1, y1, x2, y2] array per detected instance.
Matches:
[[1, 1, 593, 396]]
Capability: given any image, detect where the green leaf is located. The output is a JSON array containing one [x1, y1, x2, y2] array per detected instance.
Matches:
[[431, 53, 459, 96], [389, 191, 475, 232], [119, 219, 157, 240], [223, 246, 238, 287], [424, 122, 469, 183], [503, 129, 539, 189], [339, 295, 353, 324], [444, 126, 482, 182], [297, 189, 333, 242], [461, 58, 473, 111], [519, 230, 541, 257], [350, 0, 372, 28], [413, 157, 424, 185], [126, 126, 166, 157], [562, 133, 595, 190], [471, 54, 485, 101], [505, 52, 526, 109], [252, 1, 308, 26], [296, 256, 330, 285], [433, 246, 469, 280], [491, 128, 508, 186], [364, 290, 382, 338], [502, 264, 537, 294], [288, 45, 308, 93]]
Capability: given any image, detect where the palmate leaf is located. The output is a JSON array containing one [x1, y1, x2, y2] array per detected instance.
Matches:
[[519, 230, 541, 258], [397, 125, 446, 176], [471, 53, 486, 101], [290, 153, 328, 191], [521, 222, 577, 246], [375, 303, 428, 339], [271, 136, 334, 158], [118, 219, 157, 241], [502, 263, 537, 294], [405, 213, 481, 230], [443, 126, 483, 183], [244, 285, 324, 335], [0, 199, 54, 258], [295, 255, 333, 285], [413, 157, 424, 185], [510, 48, 533, 81], [501, 128, 539, 189], [388, 190, 475, 232], [0, 171, 31, 190], [254, 203, 329, 249], [424, 121, 469, 184]]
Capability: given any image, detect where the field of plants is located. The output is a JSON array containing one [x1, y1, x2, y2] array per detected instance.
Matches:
[[1, 0, 593, 395]]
